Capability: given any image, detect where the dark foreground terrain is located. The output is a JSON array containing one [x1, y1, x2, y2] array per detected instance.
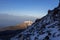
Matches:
[[0, 29, 25, 40]]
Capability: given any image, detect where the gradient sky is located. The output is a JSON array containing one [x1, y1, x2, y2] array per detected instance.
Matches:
[[0, 0, 59, 18]]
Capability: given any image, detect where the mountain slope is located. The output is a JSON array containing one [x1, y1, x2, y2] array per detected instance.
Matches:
[[10, 2, 60, 40]]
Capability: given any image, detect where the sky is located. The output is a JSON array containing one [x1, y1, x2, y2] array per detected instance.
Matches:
[[0, 0, 59, 18]]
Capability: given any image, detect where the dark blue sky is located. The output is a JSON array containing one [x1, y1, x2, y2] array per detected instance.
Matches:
[[0, 0, 59, 18]]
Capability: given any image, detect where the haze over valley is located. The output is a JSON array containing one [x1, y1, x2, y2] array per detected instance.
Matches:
[[0, 14, 36, 28]]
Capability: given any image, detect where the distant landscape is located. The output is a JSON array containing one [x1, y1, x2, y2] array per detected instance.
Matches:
[[0, 14, 36, 28], [0, 14, 36, 40]]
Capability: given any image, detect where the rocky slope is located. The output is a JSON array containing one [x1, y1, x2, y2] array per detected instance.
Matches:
[[10, 2, 60, 40]]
